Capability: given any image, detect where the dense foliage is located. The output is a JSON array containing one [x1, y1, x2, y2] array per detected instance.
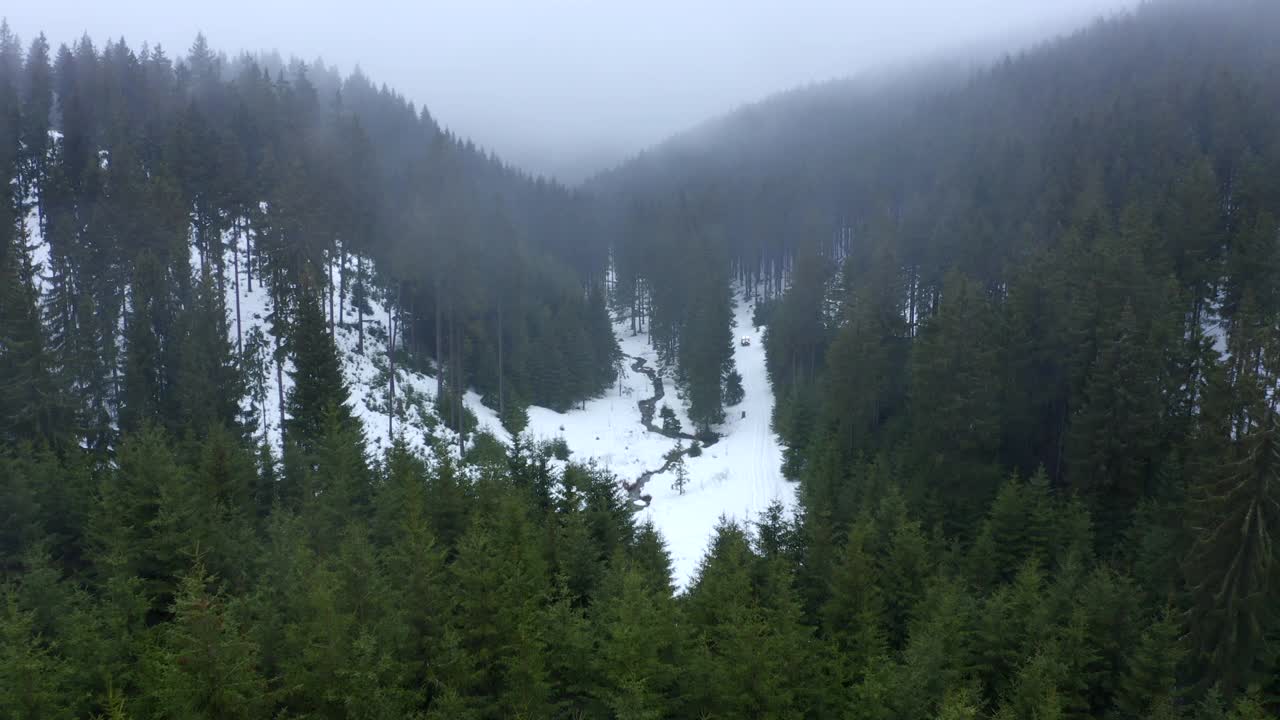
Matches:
[[3, 0, 1280, 717]]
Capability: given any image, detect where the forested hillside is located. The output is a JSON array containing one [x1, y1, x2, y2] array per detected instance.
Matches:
[[0, 27, 617, 455], [594, 0, 1280, 709], [2, 0, 1279, 717]]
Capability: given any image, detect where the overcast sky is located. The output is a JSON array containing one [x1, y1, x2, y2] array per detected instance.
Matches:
[[5, 1, 1137, 183]]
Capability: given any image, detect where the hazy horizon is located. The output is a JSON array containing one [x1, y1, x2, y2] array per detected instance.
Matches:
[[4, 0, 1139, 184]]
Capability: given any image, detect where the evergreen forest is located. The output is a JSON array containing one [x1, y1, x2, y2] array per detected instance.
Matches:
[[2, 0, 1279, 717]]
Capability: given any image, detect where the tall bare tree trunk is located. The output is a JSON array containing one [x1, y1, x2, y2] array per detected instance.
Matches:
[[215, 225, 226, 303], [451, 295, 464, 455], [276, 357, 285, 446], [435, 275, 444, 403], [328, 248, 336, 338], [233, 221, 243, 355], [497, 303, 505, 420], [356, 258, 364, 354], [388, 286, 397, 442], [338, 250, 346, 330], [407, 294, 415, 357], [245, 219, 253, 293]]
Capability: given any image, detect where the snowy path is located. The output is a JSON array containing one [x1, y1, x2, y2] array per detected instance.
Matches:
[[638, 295, 796, 588]]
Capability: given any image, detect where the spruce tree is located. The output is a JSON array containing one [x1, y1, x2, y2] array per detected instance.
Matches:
[[0, 188, 64, 446], [1183, 359, 1280, 694], [120, 252, 172, 435], [285, 278, 357, 453], [670, 443, 689, 496], [142, 562, 267, 719]]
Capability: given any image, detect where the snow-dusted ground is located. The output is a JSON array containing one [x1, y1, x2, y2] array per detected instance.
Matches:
[[637, 297, 795, 589], [521, 326, 678, 496], [214, 229, 793, 589], [518, 292, 796, 589], [215, 231, 506, 460]]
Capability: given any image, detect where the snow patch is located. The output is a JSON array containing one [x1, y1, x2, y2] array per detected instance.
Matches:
[[218, 228, 505, 460], [519, 289, 796, 590], [638, 295, 795, 589]]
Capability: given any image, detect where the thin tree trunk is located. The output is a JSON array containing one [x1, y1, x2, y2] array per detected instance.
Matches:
[[498, 303, 505, 420], [407, 294, 415, 357], [389, 286, 397, 442], [455, 310, 464, 456], [234, 219, 243, 355], [435, 275, 444, 403], [277, 356, 285, 446], [274, 265, 285, 445], [449, 295, 463, 454], [356, 258, 364, 354], [328, 248, 336, 338], [456, 316, 462, 442], [338, 250, 346, 330], [215, 224, 226, 302], [260, 389, 268, 447], [245, 219, 253, 293]]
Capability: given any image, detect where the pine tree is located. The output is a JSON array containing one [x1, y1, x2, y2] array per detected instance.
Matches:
[[1065, 302, 1163, 541], [285, 278, 357, 453], [907, 270, 1002, 526], [1183, 358, 1280, 693], [723, 367, 745, 407], [142, 562, 267, 719], [174, 263, 245, 438], [816, 252, 906, 460], [240, 325, 271, 441], [659, 404, 682, 436], [1114, 610, 1185, 719], [593, 565, 682, 719], [0, 178, 65, 446], [120, 252, 173, 435], [671, 443, 689, 496], [21, 34, 53, 196], [0, 586, 70, 719], [444, 494, 551, 717], [300, 409, 371, 547], [975, 560, 1050, 702], [683, 520, 812, 718], [373, 441, 452, 698], [993, 650, 1067, 720], [821, 517, 888, 678], [89, 425, 189, 611]]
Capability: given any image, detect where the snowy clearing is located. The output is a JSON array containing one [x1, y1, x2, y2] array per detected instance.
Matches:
[[519, 291, 797, 590], [637, 295, 796, 589]]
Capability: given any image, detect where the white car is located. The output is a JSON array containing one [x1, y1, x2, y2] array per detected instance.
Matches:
[[739, 335, 752, 347]]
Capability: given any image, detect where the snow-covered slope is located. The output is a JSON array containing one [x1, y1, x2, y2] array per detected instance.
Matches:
[[215, 226, 792, 589], [26, 172, 793, 588], [215, 229, 506, 459]]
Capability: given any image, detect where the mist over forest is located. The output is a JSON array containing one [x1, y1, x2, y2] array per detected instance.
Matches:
[[2, 1, 1279, 718]]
